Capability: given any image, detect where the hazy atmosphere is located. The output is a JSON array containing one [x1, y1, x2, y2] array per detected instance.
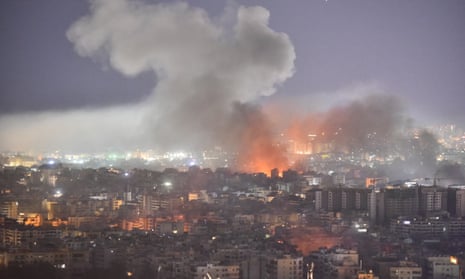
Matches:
[[1, 0, 464, 154], [2, 2, 465, 278]]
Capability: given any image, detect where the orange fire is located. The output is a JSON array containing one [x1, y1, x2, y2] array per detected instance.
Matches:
[[232, 103, 289, 175], [231, 95, 406, 175], [235, 131, 288, 175]]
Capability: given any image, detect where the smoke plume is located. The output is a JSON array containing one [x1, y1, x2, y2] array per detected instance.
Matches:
[[284, 94, 410, 154], [320, 95, 407, 152], [67, 0, 295, 171], [226, 103, 288, 173], [0, 0, 295, 173], [2, 0, 436, 178]]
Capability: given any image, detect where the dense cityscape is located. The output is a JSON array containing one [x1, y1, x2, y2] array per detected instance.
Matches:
[[1, 124, 465, 278], [1, 0, 465, 278]]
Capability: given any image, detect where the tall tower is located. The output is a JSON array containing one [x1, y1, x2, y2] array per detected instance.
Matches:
[[455, 189, 465, 217], [368, 187, 384, 225]]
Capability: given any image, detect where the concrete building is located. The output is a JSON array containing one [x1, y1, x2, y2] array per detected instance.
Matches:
[[389, 261, 422, 279], [191, 263, 240, 279], [1, 201, 18, 220], [1, 249, 68, 268], [419, 186, 447, 216], [303, 174, 322, 186], [240, 255, 263, 279], [426, 257, 460, 279], [390, 216, 465, 238], [453, 188, 465, 217], [0, 225, 62, 248], [368, 188, 385, 225], [328, 249, 360, 279], [315, 188, 369, 212], [265, 254, 303, 279], [384, 187, 419, 220], [91, 245, 122, 269]]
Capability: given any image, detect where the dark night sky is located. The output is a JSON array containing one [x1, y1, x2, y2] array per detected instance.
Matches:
[[1, 0, 464, 152], [0, 0, 154, 113]]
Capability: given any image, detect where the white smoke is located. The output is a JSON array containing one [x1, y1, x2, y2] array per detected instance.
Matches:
[[67, 0, 295, 150], [68, 1, 294, 98], [0, 105, 144, 153], [0, 0, 296, 153]]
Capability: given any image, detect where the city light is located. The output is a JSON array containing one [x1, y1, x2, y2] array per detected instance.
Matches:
[[53, 189, 63, 198], [0, 1, 464, 278]]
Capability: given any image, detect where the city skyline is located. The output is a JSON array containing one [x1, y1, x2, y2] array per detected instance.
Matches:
[[1, 0, 465, 155]]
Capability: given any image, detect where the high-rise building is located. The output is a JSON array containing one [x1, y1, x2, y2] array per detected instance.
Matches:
[[368, 188, 385, 225], [384, 187, 418, 220], [315, 190, 323, 211], [418, 186, 447, 216], [452, 188, 465, 217], [315, 188, 369, 212]]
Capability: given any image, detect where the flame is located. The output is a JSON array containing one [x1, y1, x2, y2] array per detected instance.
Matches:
[[231, 103, 288, 175], [235, 137, 288, 175], [283, 113, 326, 155], [231, 95, 406, 175]]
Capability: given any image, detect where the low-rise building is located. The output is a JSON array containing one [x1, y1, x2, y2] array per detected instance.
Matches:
[[389, 261, 422, 279], [191, 263, 240, 279], [426, 256, 460, 279]]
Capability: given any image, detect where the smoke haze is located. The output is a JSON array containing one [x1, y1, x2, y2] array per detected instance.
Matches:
[[67, 0, 296, 171], [0, 0, 296, 172], [0, 106, 144, 153], [284, 94, 410, 154], [0, 0, 442, 177]]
